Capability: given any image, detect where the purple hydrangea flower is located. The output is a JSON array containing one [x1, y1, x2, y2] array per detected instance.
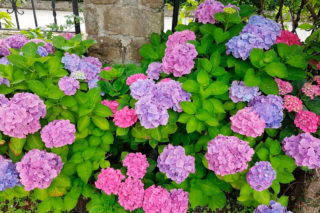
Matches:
[[229, 81, 261, 103], [130, 79, 156, 100], [146, 62, 163, 80], [16, 149, 63, 191], [0, 57, 9, 65], [249, 95, 283, 128], [195, 0, 225, 24], [82, 56, 102, 69], [5, 34, 28, 49], [0, 94, 8, 106], [0, 156, 20, 191], [247, 161, 276, 191], [79, 60, 101, 82], [40, 119, 76, 148], [283, 133, 320, 169], [37, 46, 48, 57], [0, 77, 10, 87], [27, 39, 55, 54], [58, 76, 80, 96], [254, 200, 292, 213], [157, 144, 195, 183], [206, 135, 254, 176], [170, 189, 189, 213], [61, 53, 81, 72], [0, 39, 10, 57]]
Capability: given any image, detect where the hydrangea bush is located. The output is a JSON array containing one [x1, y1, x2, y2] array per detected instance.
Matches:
[[0, 1, 318, 212]]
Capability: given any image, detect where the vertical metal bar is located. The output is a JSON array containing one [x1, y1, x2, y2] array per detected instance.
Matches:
[[72, 0, 81, 34], [51, 0, 57, 25], [172, 0, 179, 32], [30, 0, 38, 27], [11, 0, 20, 30]]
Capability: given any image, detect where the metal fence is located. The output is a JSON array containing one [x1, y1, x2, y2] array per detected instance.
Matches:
[[172, 0, 179, 32], [0, 0, 81, 34]]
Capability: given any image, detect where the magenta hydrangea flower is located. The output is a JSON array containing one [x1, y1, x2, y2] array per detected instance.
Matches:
[[0, 156, 20, 191], [230, 107, 265, 138], [275, 78, 293, 95], [143, 185, 172, 213], [95, 167, 125, 195], [0, 93, 46, 138], [254, 201, 292, 213], [0, 39, 10, 57], [229, 81, 261, 103], [283, 133, 320, 169], [130, 79, 156, 100], [161, 78, 172, 82], [58, 76, 80, 96], [157, 144, 195, 184], [294, 110, 318, 133], [102, 66, 112, 71], [283, 95, 303, 113], [247, 161, 276, 191], [170, 189, 189, 213], [40, 120, 76, 148], [206, 135, 254, 176], [276, 30, 302, 46], [302, 82, 320, 99], [126, 74, 148, 86], [27, 39, 55, 54], [16, 149, 63, 191], [123, 152, 149, 179], [146, 62, 163, 80], [162, 43, 198, 77], [113, 106, 138, 128], [166, 30, 196, 47], [118, 177, 144, 211], [101, 99, 119, 116], [195, 0, 225, 24], [5, 34, 28, 49]]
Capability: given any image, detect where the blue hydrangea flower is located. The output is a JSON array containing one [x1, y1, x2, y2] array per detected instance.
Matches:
[[0, 156, 20, 191], [246, 161, 276, 191], [254, 201, 292, 213], [61, 53, 81, 72], [37, 46, 48, 57], [229, 81, 261, 103]]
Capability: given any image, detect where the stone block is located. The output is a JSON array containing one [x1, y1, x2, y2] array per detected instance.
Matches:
[[83, 6, 99, 35], [121, 0, 139, 6], [85, 0, 116, 4], [141, 0, 163, 9], [126, 38, 147, 63]]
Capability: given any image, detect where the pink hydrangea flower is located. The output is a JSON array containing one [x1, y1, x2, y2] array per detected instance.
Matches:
[[95, 167, 125, 195], [113, 106, 137, 128], [283, 95, 303, 113], [102, 66, 112, 71], [160, 78, 172, 82], [170, 189, 189, 213], [205, 135, 254, 176], [58, 76, 80, 96], [123, 152, 149, 179], [318, 64, 320, 70], [60, 33, 74, 40], [275, 78, 293, 95], [195, 0, 225, 24], [313, 76, 320, 86], [143, 185, 172, 213], [101, 100, 119, 116], [230, 107, 266, 138], [40, 120, 76, 148], [294, 110, 318, 133], [126, 74, 148, 86], [118, 177, 144, 211], [166, 30, 196, 47], [302, 82, 320, 99], [276, 30, 302, 46]]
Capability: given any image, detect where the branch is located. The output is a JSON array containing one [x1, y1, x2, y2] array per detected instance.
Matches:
[[306, 4, 318, 21], [292, 0, 307, 33], [275, 0, 285, 29]]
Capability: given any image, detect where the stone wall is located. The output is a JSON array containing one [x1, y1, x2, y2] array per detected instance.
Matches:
[[83, 0, 164, 64], [0, 0, 82, 11]]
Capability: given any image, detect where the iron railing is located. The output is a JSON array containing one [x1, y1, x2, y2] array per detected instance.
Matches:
[[172, 0, 179, 32]]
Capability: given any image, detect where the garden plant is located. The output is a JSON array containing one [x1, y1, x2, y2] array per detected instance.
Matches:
[[0, 0, 320, 212]]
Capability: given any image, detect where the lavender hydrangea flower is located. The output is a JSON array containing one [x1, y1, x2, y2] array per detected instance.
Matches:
[[0, 156, 20, 191], [229, 81, 261, 103], [0, 57, 9, 65], [249, 95, 283, 128], [170, 189, 189, 213], [79, 60, 101, 82], [194, 0, 225, 24], [130, 79, 156, 100], [58, 76, 80, 96], [247, 161, 276, 191], [283, 133, 320, 169], [157, 144, 195, 183], [16, 149, 63, 191], [37, 46, 48, 57], [0, 95, 8, 106], [61, 53, 81, 72], [254, 200, 292, 213], [146, 62, 163, 80], [27, 39, 55, 54], [0, 39, 10, 57], [40, 120, 76, 148], [0, 77, 10, 87], [5, 34, 28, 49], [82, 56, 102, 69]]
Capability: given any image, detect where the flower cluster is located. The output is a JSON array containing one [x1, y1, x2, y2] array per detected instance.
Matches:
[[162, 30, 198, 77], [16, 149, 63, 191], [5, 34, 29, 49], [0, 156, 20, 191], [126, 74, 148, 86], [249, 95, 283, 128], [37, 46, 48, 57], [276, 30, 302, 46], [229, 81, 260, 103], [27, 39, 55, 54], [302, 82, 320, 99], [283, 95, 303, 113], [0, 39, 10, 57], [157, 144, 195, 183], [118, 177, 145, 211], [95, 167, 125, 195], [0, 94, 8, 106], [294, 110, 318, 133], [146, 62, 163, 80], [170, 189, 189, 213], [205, 135, 254, 176], [0, 77, 10, 87], [254, 201, 292, 213], [0, 93, 46, 138], [113, 106, 138, 128], [40, 120, 76, 148], [283, 133, 320, 169], [230, 107, 265, 138], [101, 99, 119, 116], [58, 76, 80, 96], [194, 0, 225, 24], [275, 78, 293, 95], [61, 32, 75, 40], [0, 57, 9, 66], [123, 153, 149, 179], [246, 161, 276, 191], [226, 15, 281, 60], [142, 185, 172, 213]]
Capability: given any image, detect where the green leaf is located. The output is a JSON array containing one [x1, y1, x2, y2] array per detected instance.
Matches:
[[25, 133, 44, 150], [213, 27, 230, 44], [253, 190, 270, 204], [182, 80, 200, 93], [286, 55, 307, 69], [209, 192, 227, 210], [116, 127, 129, 136], [186, 117, 198, 133], [21, 42, 37, 58], [250, 48, 265, 68], [197, 71, 210, 85], [210, 51, 221, 67], [239, 5, 255, 17], [60, 96, 77, 108], [278, 196, 289, 206], [88, 87, 102, 104], [205, 81, 229, 96], [150, 33, 161, 45], [77, 116, 91, 132], [92, 116, 109, 130], [93, 104, 113, 117], [198, 58, 212, 72], [27, 80, 47, 97], [256, 147, 269, 161], [189, 188, 205, 209], [210, 98, 225, 113], [47, 84, 64, 99], [180, 101, 197, 115], [9, 138, 26, 156], [196, 110, 212, 121], [7, 55, 27, 69], [77, 161, 92, 183], [244, 68, 261, 87], [178, 113, 192, 123], [271, 181, 280, 194], [139, 44, 158, 60], [277, 43, 291, 59], [264, 62, 288, 78], [37, 199, 52, 213], [101, 132, 114, 145], [277, 171, 295, 184], [199, 24, 216, 36], [259, 74, 279, 95], [265, 138, 281, 155], [298, 23, 314, 30], [48, 57, 63, 76]]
